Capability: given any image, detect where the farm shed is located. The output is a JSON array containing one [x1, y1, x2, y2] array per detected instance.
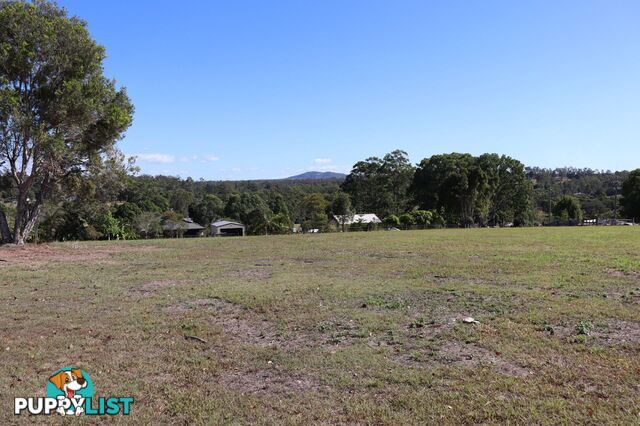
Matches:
[[211, 220, 245, 237], [163, 218, 206, 237]]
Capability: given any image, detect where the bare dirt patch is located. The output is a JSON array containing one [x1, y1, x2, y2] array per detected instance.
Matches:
[[394, 340, 531, 377], [437, 342, 531, 377], [543, 320, 640, 346], [291, 257, 330, 265], [0, 243, 161, 265], [591, 320, 640, 346], [226, 268, 273, 280], [220, 367, 328, 395], [133, 279, 195, 296], [169, 298, 375, 351], [357, 250, 420, 260], [605, 268, 640, 279], [168, 298, 286, 347], [426, 274, 488, 285]]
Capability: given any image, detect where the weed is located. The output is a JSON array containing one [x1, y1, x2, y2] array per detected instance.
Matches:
[[576, 320, 593, 336]]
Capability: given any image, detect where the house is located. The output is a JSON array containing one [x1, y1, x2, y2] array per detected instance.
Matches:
[[330, 213, 382, 231], [211, 220, 245, 237], [163, 217, 205, 237]]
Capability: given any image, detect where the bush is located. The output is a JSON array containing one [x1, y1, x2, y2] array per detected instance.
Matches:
[[553, 196, 583, 222], [399, 213, 415, 230], [383, 215, 400, 228]]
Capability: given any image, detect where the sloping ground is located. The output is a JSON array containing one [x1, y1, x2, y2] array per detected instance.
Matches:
[[1, 227, 639, 424]]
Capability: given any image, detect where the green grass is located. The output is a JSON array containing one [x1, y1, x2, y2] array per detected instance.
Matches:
[[1, 227, 639, 424]]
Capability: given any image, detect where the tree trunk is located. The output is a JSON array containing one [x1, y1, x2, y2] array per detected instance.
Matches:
[[12, 180, 48, 245], [0, 211, 12, 244], [12, 192, 28, 244], [18, 207, 41, 245]]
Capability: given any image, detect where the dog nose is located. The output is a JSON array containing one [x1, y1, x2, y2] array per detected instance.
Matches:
[[77, 378, 86, 385]]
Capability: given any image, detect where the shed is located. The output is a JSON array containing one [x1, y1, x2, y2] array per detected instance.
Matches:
[[211, 220, 245, 237], [163, 217, 206, 237]]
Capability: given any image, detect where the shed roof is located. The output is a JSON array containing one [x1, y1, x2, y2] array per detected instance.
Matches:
[[163, 218, 205, 231], [211, 220, 245, 227]]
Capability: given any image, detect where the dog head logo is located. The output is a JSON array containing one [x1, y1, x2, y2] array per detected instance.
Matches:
[[49, 369, 88, 398], [46, 367, 94, 415]]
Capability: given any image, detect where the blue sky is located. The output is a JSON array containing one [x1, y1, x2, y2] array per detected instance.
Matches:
[[59, 0, 640, 180]]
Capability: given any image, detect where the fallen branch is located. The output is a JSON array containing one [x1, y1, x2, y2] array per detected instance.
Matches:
[[184, 335, 207, 344]]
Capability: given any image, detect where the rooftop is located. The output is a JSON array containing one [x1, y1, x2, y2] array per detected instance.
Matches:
[[211, 220, 245, 227], [163, 218, 205, 231], [332, 213, 382, 225]]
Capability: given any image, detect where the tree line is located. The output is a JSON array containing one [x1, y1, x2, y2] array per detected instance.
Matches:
[[1, 146, 638, 242]]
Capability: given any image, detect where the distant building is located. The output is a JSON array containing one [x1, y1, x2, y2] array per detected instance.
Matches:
[[211, 220, 245, 237], [331, 213, 382, 227], [163, 217, 205, 237]]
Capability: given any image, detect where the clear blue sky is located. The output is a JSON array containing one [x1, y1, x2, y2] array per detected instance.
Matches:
[[59, 0, 640, 180]]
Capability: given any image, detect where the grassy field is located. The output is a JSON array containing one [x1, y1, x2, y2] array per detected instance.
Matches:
[[1, 227, 639, 424]]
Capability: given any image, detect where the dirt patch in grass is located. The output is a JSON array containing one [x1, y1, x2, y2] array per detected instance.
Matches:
[[226, 268, 273, 280], [133, 279, 196, 296], [590, 320, 640, 346], [437, 342, 531, 377], [169, 298, 377, 351], [426, 275, 488, 285], [0, 243, 160, 265], [605, 268, 640, 279], [394, 341, 531, 377], [169, 298, 287, 347], [220, 367, 328, 395], [543, 320, 640, 346], [291, 257, 330, 265], [357, 250, 420, 260]]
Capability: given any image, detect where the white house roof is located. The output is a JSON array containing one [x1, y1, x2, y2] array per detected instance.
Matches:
[[211, 220, 245, 227], [332, 213, 381, 225]]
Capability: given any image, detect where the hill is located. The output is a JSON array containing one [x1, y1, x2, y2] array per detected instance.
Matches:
[[285, 171, 346, 180]]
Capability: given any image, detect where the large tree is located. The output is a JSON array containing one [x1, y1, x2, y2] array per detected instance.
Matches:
[[0, 0, 133, 244], [300, 193, 328, 231], [188, 194, 224, 226], [477, 154, 532, 226], [329, 191, 352, 232], [341, 149, 414, 217], [411, 153, 488, 227], [621, 169, 640, 221], [553, 195, 583, 222]]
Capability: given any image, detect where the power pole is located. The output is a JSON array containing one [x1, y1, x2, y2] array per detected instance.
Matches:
[[548, 185, 552, 225], [613, 181, 619, 220]]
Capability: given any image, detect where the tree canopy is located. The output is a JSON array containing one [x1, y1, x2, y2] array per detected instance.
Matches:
[[553, 195, 583, 222], [621, 169, 640, 221], [341, 149, 414, 217], [0, 0, 133, 243]]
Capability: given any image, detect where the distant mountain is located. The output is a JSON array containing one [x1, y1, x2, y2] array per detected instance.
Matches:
[[285, 171, 346, 180]]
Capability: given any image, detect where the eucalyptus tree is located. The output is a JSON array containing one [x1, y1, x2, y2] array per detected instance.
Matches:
[[621, 169, 640, 221], [0, 0, 133, 244]]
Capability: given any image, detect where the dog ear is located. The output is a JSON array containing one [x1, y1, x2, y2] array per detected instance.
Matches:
[[49, 371, 66, 390], [71, 369, 84, 380]]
